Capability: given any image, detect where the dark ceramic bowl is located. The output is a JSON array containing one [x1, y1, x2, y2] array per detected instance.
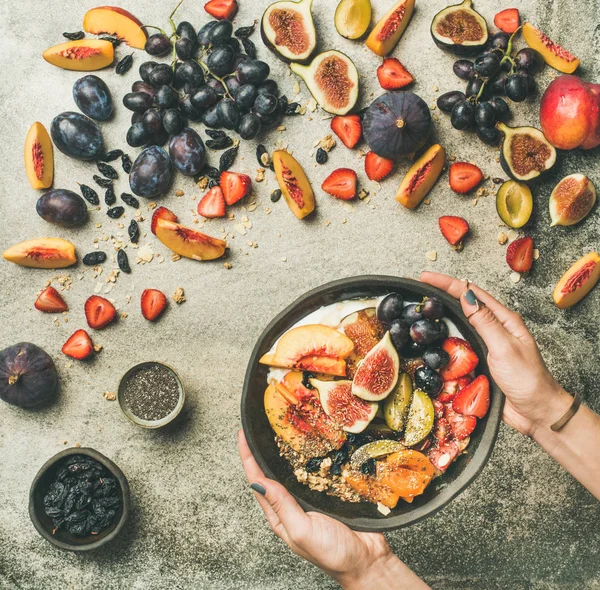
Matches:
[[29, 447, 130, 551], [241, 276, 503, 532]]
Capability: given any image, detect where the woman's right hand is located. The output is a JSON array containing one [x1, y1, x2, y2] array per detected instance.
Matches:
[[420, 272, 573, 438]]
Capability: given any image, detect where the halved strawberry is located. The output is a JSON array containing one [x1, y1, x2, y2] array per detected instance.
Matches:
[[427, 440, 459, 472], [35, 286, 68, 313], [437, 376, 472, 403], [330, 115, 362, 149], [322, 168, 357, 200], [151, 206, 178, 235], [141, 289, 167, 321], [439, 215, 469, 246], [453, 375, 490, 419], [444, 404, 477, 440], [197, 186, 226, 218], [449, 162, 483, 194], [84, 295, 116, 330], [204, 0, 238, 19], [506, 236, 534, 273], [494, 8, 520, 33], [377, 57, 414, 90], [364, 151, 394, 181], [62, 329, 93, 360], [433, 416, 452, 443], [440, 337, 479, 380], [220, 171, 251, 205]]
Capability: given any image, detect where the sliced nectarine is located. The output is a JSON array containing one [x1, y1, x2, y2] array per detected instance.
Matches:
[[522, 22, 579, 74], [553, 252, 600, 309], [264, 384, 307, 452], [83, 6, 147, 49], [365, 0, 415, 57], [3, 238, 76, 269], [24, 122, 53, 190], [42, 39, 114, 71], [396, 144, 446, 209], [273, 150, 315, 219], [154, 218, 226, 261], [260, 325, 354, 375]]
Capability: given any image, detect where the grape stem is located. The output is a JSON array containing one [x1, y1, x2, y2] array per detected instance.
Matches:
[[141, 24, 167, 36], [197, 59, 234, 100], [169, 0, 186, 34]]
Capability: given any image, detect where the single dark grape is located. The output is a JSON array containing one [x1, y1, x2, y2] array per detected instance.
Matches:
[[154, 84, 178, 109], [474, 101, 496, 127], [226, 77, 241, 95], [419, 297, 443, 319], [139, 61, 157, 83], [477, 125, 501, 145], [518, 71, 537, 95], [131, 80, 155, 97], [450, 101, 475, 130], [514, 48, 543, 73], [148, 63, 173, 86], [233, 53, 251, 70], [198, 21, 218, 46], [207, 78, 227, 95], [401, 303, 423, 324], [256, 110, 282, 130], [176, 37, 194, 60], [377, 293, 404, 324], [126, 122, 149, 147], [436, 320, 449, 342], [238, 113, 262, 140], [207, 44, 236, 76], [258, 79, 279, 96], [505, 74, 528, 102], [488, 72, 508, 96], [228, 37, 241, 53], [208, 20, 233, 44], [422, 348, 450, 370], [192, 86, 218, 109], [452, 59, 475, 80], [234, 84, 258, 110], [410, 319, 442, 346], [217, 99, 241, 130], [488, 32, 510, 52], [145, 33, 171, 56], [123, 92, 153, 112], [236, 60, 270, 85], [474, 53, 500, 77], [177, 21, 198, 45], [179, 95, 203, 121], [179, 60, 205, 87], [162, 109, 185, 135], [142, 108, 163, 134], [254, 93, 278, 115], [415, 367, 444, 396], [146, 127, 169, 147], [203, 105, 222, 128], [389, 319, 410, 351], [466, 77, 489, 100], [131, 111, 143, 124], [437, 91, 467, 113], [401, 340, 427, 358], [489, 96, 509, 120]]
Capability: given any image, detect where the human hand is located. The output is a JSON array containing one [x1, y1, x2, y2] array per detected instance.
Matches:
[[420, 272, 572, 438], [238, 430, 428, 589]]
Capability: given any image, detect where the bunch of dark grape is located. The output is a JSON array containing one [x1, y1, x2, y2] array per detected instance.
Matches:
[[123, 12, 296, 150], [437, 29, 543, 146]]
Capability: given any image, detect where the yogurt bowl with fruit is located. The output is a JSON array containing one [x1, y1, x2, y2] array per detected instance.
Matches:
[[241, 276, 503, 532]]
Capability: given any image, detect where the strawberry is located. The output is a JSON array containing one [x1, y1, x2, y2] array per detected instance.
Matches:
[[494, 8, 520, 33], [35, 286, 68, 313], [151, 206, 178, 235], [204, 0, 238, 20], [506, 236, 534, 273], [330, 115, 362, 149], [220, 171, 251, 205], [141, 289, 167, 321], [440, 337, 479, 380], [437, 376, 472, 403], [439, 216, 469, 246], [62, 329, 94, 360], [433, 416, 452, 443], [427, 440, 459, 472], [364, 151, 394, 181], [376, 57, 414, 90], [197, 186, 226, 218], [444, 404, 477, 440], [433, 398, 445, 420], [453, 375, 490, 419], [84, 295, 116, 330], [322, 168, 357, 200], [448, 162, 483, 194]]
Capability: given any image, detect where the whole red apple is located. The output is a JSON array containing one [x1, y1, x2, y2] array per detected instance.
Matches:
[[540, 75, 600, 150]]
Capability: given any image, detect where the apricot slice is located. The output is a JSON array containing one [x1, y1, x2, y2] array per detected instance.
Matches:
[[154, 218, 227, 261], [549, 174, 596, 227], [522, 22, 579, 74], [24, 122, 53, 190], [83, 6, 147, 49], [42, 40, 114, 71], [553, 252, 600, 309], [366, 0, 415, 57], [259, 325, 354, 376], [3, 238, 76, 269], [344, 470, 400, 509], [272, 150, 315, 219], [396, 144, 446, 209]]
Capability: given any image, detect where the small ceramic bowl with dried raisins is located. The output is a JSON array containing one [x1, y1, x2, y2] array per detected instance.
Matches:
[[29, 447, 130, 551]]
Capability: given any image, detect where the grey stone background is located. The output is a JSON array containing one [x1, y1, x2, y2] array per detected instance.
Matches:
[[1, 0, 599, 588]]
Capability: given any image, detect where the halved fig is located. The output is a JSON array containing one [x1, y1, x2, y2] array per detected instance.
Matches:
[[496, 180, 533, 228], [366, 0, 415, 57], [341, 308, 384, 377], [349, 439, 406, 468], [497, 123, 556, 182], [335, 0, 372, 40], [24, 122, 53, 190], [261, 0, 317, 63], [352, 332, 400, 401], [260, 324, 354, 376], [42, 39, 114, 71], [154, 218, 227, 261], [522, 22, 580, 74], [272, 150, 315, 219], [83, 6, 147, 49], [290, 50, 359, 115], [310, 379, 378, 433], [3, 238, 76, 269], [549, 174, 596, 227], [553, 252, 600, 309], [383, 372, 413, 432], [396, 144, 446, 209], [403, 388, 434, 446], [430, 0, 488, 56]]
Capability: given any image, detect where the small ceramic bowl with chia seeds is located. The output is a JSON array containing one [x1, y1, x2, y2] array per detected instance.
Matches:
[[118, 361, 184, 428]]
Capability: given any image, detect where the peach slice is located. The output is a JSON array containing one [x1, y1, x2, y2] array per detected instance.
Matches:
[[42, 39, 114, 71], [24, 122, 53, 190], [264, 384, 307, 452], [260, 325, 354, 376], [365, 0, 415, 57], [83, 6, 147, 49], [523, 22, 579, 74], [3, 238, 76, 269], [396, 144, 446, 209], [154, 218, 226, 261], [553, 252, 600, 309], [273, 150, 315, 219]]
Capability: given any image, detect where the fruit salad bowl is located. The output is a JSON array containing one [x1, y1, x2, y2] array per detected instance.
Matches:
[[241, 276, 503, 532]]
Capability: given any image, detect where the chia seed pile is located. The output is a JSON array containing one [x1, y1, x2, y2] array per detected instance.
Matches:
[[122, 364, 180, 421]]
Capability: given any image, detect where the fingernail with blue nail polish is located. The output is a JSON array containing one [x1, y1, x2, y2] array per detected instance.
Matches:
[[250, 482, 266, 496], [464, 289, 478, 306]]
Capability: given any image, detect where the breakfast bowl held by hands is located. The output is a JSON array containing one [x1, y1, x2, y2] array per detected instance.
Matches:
[[241, 276, 503, 532]]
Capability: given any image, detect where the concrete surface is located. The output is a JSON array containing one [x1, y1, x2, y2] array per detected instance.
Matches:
[[1, 0, 599, 588]]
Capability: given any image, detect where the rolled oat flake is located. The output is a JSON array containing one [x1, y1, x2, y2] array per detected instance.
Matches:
[[122, 364, 180, 421]]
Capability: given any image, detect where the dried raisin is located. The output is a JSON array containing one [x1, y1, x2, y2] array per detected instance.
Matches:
[[79, 184, 99, 205], [242, 38, 256, 59], [100, 149, 123, 162], [97, 161, 118, 180], [128, 219, 140, 243], [121, 154, 132, 173], [93, 175, 113, 188], [270, 189, 282, 203], [63, 31, 84, 40], [234, 23, 256, 39], [116, 54, 133, 75], [104, 185, 116, 206], [117, 249, 131, 273], [82, 251, 107, 266], [107, 206, 124, 219], [316, 148, 328, 164], [219, 146, 238, 171], [121, 193, 139, 208]]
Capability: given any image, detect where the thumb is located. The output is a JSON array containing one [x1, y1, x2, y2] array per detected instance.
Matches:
[[461, 289, 509, 350], [251, 478, 309, 534]]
